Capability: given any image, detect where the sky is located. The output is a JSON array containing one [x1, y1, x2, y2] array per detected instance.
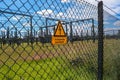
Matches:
[[0, 0, 120, 37], [86, 0, 120, 18], [86, 0, 120, 32]]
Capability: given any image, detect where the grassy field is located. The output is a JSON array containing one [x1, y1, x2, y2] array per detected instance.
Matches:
[[0, 40, 111, 80], [103, 39, 120, 80], [1, 39, 120, 80], [0, 56, 97, 80]]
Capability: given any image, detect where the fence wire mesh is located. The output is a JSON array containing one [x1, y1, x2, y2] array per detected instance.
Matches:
[[103, 7, 120, 80], [0, 0, 98, 80]]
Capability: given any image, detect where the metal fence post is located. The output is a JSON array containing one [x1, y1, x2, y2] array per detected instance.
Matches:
[[46, 18, 48, 36], [30, 16, 33, 44], [98, 1, 104, 80], [92, 19, 95, 43], [70, 22, 73, 42]]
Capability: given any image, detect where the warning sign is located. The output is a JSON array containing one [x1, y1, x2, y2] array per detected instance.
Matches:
[[51, 21, 67, 45]]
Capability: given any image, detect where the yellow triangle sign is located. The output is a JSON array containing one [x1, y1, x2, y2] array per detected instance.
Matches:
[[51, 21, 67, 45], [54, 21, 66, 36]]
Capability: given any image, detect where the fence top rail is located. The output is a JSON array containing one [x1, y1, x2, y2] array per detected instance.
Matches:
[[0, 10, 32, 17]]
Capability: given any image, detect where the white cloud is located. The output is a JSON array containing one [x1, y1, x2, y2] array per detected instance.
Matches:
[[112, 7, 120, 12], [114, 20, 120, 26], [84, 0, 120, 17], [102, 0, 120, 8], [20, 30, 26, 33], [0, 28, 6, 32], [104, 22, 110, 25], [104, 6, 117, 16], [12, 16, 22, 21], [104, 27, 120, 31], [102, 0, 120, 19], [10, 25, 14, 28], [61, 0, 70, 3], [23, 22, 30, 27], [36, 9, 54, 17], [64, 3, 97, 21], [57, 12, 64, 18], [85, 0, 120, 8], [84, 0, 98, 6]]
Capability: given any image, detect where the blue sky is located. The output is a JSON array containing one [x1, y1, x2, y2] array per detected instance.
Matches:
[[86, 0, 120, 31], [0, 0, 120, 37], [103, 0, 120, 32]]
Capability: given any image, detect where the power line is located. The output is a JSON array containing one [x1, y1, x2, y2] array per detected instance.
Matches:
[[95, 0, 120, 17], [103, 5, 120, 17]]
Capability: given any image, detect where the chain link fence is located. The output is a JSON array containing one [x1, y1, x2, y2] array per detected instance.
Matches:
[[103, 6, 120, 80], [0, 0, 99, 80]]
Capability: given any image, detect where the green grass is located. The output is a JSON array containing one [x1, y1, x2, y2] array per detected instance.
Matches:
[[1, 39, 120, 80], [103, 39, 120, 80], [0, 56, 97, 80], [0, 41, 98, 80]]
